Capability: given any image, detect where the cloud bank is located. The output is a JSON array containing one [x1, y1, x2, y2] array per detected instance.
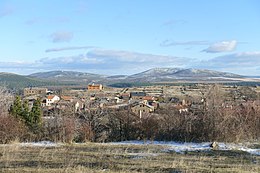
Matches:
[[207, 52, 260, 66], [0, 48, 259, 76], [45, 46, 95, 52], [195, 51, 260, 75], [203, 40, 237, 53], [0, 49, 193, 75]]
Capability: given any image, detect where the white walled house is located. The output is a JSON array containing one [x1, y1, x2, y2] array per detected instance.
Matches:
[[46, 95, 60, 106]]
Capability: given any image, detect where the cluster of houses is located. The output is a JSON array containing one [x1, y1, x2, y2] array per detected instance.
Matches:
[[23, 84, 173, 117], [24, 87, 84, 115], [30, 83, 260, 117], [22, 83, 260, 118]]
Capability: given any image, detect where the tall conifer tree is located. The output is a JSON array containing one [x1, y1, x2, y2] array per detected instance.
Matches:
[[30, 98, 42, 128], [9, 96, 23, 119]]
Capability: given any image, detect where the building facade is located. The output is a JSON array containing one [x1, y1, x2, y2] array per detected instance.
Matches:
[[88, 84, 103, 91], [24, 87, 48, 96]]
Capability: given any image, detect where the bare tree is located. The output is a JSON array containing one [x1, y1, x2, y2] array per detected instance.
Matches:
[[0, 86, 28, 143], [79, 108, 110, 142], [0, 86, 13, 116], [107, 108, 139, 141]]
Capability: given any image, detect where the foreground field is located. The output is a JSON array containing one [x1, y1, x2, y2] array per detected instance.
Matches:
[[0, 142, 259, 173]]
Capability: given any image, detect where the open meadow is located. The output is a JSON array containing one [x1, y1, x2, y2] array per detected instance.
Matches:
[[0, 142, 259, 173]]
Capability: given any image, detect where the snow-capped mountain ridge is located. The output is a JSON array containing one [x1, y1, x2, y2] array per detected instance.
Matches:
[[127, 68, 242, 81], [27, 68, 250, 83]]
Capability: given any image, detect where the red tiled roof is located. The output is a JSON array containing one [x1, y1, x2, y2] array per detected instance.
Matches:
[[47, 95, 55, 99]]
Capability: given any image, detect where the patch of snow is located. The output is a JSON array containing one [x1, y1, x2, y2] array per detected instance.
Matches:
[[240, 148, 260, 156], [19, 141, 62, 147], [54, 74, 64, 77], [110, 140, 260, 156]]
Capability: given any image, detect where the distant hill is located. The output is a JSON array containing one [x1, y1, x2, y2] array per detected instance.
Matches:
[[0, 72, 85, 90], [28, 71, 106, 84], [30, 68, 244, 83], [0, 72, 49, 90], [106, 75, 128, 79], [128, 68, 182, 79], [27, 68, 252, 85], [1, 68, 256, 90], [126, 68, 243, 82]]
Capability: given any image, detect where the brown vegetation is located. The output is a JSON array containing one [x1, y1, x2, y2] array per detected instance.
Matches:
[[0, 87, 29, 143], [1, 85, 260, 143], [0, 143, 259, 173]]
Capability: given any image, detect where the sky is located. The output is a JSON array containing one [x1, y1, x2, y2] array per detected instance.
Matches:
[[0, 0, 260, 76]]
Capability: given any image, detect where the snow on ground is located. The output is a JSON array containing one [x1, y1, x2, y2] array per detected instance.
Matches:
[[1, 140, 259, 156], [19, 141, 62, 147], [110, 140, 260, 156]]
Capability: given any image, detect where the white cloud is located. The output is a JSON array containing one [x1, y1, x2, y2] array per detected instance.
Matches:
[[195, 51, 260, 75], [45, 46, 95, 52], [203, 40, 237, 53], [50, 31, 73, 43], [160, 40, 209, 47], [2, 47, 259, 76], [83, 49, 194, 74], [0, 49, 193, 75], [88, 49, 193, 65], [38, 54, 103, 66], [208, 51, 260, 66]]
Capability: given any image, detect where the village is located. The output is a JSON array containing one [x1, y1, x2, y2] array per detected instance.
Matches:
[[22, 83, 260, 119]]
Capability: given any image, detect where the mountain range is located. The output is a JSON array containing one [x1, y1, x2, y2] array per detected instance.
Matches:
[[0, 68, 258, 89], [125, 68, 243, 82], [28, 68, 244, 82]]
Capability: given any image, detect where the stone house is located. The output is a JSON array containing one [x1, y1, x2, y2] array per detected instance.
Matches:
[[23, 87, 47, 96], [131, 102, 155, 118]]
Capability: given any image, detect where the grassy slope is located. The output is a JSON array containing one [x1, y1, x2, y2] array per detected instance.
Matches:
[[0, 143, 259, 173]]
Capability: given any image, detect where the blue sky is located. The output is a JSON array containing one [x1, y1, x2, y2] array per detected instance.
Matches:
[[0, 0, 259, 75]]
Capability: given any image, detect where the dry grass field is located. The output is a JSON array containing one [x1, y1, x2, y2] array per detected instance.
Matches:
[[0, 142, 259, 173]]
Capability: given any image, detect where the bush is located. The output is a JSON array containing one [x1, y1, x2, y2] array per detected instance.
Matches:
[[0, 115, 29, 143]]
